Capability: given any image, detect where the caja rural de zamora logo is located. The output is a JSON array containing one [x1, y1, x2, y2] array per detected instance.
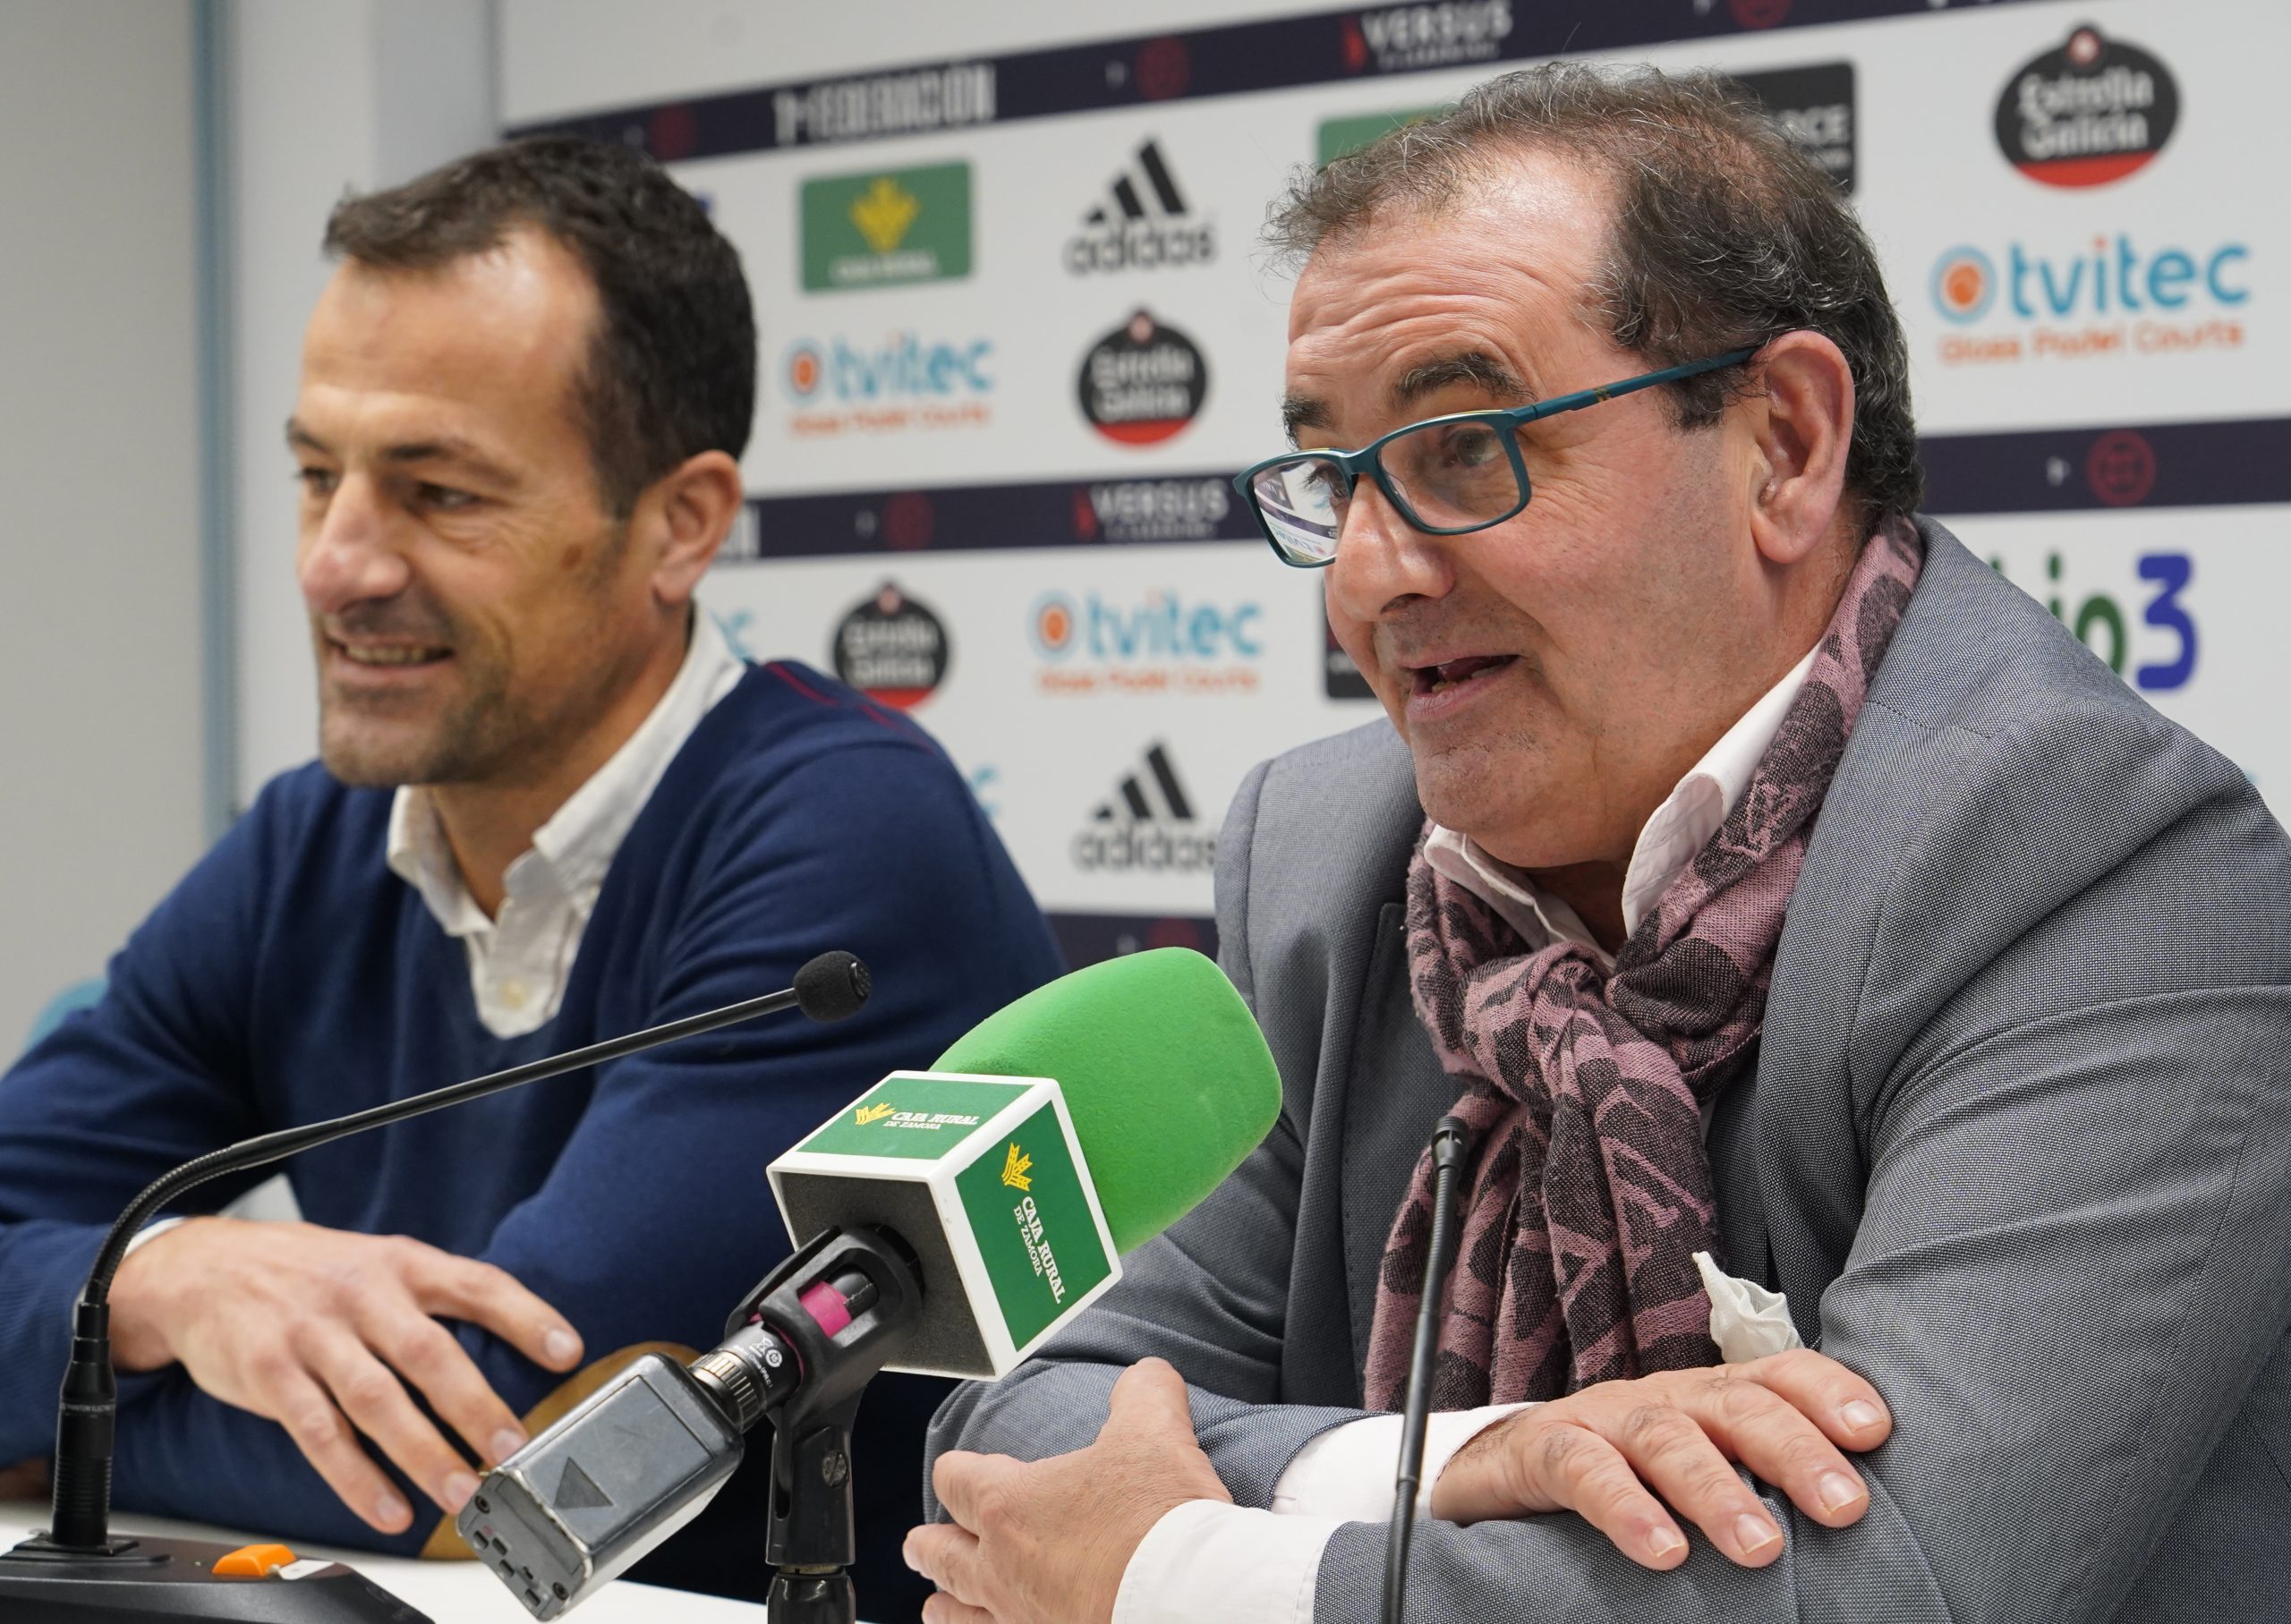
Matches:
[[1995, 25, 2177, 189], [855, 1101, 982, 1131], [1000, 1144, 1033, 1192], [800, 161, 972, 290]]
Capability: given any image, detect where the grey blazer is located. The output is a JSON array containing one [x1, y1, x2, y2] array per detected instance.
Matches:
[[930, 520, 2291, 1622]]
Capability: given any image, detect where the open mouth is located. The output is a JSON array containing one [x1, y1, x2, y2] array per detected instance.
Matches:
[[1408, 653, 1515, 696]]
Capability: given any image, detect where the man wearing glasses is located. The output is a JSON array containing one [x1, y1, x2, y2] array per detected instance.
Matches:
[[909, 65, 2291, 1624]]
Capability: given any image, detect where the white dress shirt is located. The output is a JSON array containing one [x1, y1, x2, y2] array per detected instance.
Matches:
[[386, 612, 745, 1038], [1112, 643, 1819, 1624]]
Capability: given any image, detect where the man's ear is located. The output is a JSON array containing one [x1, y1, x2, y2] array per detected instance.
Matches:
[[1741, 332, 1855, 566], [637, 449, 745, 608]]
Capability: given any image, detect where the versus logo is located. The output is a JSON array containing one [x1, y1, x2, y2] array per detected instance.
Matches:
[[782, 332, 994, 435], [1733, 63, 1856, 192], [1929, 236, 2251, 366], [801, 162, 972, 291], [1077, 310, 1207, 446], [1001, 1144, 1033, 1193], [1031, 590, 1264, 696], [772, 63, 995, 146], [1067, 140, 1215, 274], [1073, 744, 1215, 873], [1341, 1, 1512, 72], [1996, 26, 2178, 189], [1071, 478, 1231, 543], [832, 582, 949, 710]]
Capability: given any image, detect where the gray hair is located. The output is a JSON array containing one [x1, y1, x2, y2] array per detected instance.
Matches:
[[1266, 64, 1922, 528]]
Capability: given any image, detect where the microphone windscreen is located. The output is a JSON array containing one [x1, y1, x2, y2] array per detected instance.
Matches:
[[930, 948, 1280, 1254], [794, 951, 871, 1024]]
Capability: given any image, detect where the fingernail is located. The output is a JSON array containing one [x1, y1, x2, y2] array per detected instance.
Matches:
[[1842, 1399, 1883, 1432], [1818, 1471, 1862, 1513], [376, 1491, 410, 1528], [442, 1471, 478, 1512], [901, 1536, 921, 1572], [1648, 1526, 1686, 1560], [1734, 1512, 1779, 1555], [545, 1329, 582, 1366], [492, 1427, 528, 1464]]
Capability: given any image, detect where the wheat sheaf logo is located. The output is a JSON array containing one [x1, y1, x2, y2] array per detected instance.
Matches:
[[856, 1101, 896, 1127], [1001, 1143, 1034, 1192], [851, 176, 920, 253]]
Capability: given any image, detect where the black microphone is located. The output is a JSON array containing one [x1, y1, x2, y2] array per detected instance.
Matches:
[[0, 950, 869, 1624], [1382, 1115, 1472, 1624]]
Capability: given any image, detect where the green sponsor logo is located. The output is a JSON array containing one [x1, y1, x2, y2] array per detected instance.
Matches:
[[955, 1106, 1112, 1348], [1315, 106, 1449, 166], [801, 162, 972, 292], [795, 1076, 1026, 1161]]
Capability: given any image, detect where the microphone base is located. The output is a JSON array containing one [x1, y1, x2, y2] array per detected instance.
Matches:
[[0, 1533, 432, 1621], [768, 1567, 856, 1624]]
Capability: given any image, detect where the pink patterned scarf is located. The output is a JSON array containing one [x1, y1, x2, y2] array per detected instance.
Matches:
[[1364, 522, 1923, 1409]]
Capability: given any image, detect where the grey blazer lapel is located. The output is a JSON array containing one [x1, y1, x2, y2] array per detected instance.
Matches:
[[1339, 899, 1453, 1382]]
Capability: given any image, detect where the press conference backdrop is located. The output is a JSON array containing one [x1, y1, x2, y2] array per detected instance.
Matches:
[[502, 0, 2285, 966]]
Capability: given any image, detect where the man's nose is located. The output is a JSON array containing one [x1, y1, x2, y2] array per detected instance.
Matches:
[[298, 475, 412, 617], [1324, 479, 1454, 625]]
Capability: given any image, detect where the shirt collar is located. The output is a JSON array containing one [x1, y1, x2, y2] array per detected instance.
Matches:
[[1424, 641, 1820, 965], [386, 611, 746, 931]]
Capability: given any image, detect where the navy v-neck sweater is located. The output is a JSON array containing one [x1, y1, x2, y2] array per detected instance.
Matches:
[[0, 659, 1060, 1608]]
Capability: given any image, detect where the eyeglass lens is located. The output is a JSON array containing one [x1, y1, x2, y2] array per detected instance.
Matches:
[[1249, 418, 1528, 562]]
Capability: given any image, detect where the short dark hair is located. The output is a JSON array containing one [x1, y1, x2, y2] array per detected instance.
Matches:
[[1267, 64, 1922, 528], [324, 135, 755, 517]]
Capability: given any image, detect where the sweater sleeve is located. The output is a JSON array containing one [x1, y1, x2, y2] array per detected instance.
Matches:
[[0, 788, 270, 1467], [108, 733, 1062, 1560]]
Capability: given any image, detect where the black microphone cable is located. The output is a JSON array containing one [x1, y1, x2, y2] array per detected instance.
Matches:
[[1380, 1114, 1471, 1624]]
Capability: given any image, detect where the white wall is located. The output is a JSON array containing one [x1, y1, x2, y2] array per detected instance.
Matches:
[[0, 0, 207, 1050], [230, 0, 495, 804]]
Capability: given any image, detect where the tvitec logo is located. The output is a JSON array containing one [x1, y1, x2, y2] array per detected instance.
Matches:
[[780, 331, 994, 436], [1031, 589, 1263, 696], [1929, 235, 2250, 366]]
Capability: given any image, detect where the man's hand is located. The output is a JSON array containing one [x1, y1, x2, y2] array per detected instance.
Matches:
[[111, 1217, 584, 1535], [1431, 1348, 1893, 1569], [0, 1459, 47, 1501], [907, 1358, 1228, 1624]]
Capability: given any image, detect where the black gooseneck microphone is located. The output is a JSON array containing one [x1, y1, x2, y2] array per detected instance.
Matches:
[[1381, 1114, 1472, 1624], [0, 949, 869, 1624]]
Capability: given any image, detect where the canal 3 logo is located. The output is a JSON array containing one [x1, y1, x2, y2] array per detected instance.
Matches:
[[1000, 1144, 1033, 1193], [1991, 548, 2197, 693]]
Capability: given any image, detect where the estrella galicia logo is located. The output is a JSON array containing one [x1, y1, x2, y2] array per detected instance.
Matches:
[[832, 582, 949, 710], [1072, 743, 1215, 873], [1067, 140, 1215, 274], [1996, 26, 2178, 189], [1077, 311, 1207, 446]]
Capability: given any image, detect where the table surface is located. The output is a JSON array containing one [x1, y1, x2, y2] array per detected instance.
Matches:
[[0, 1500, 769, 1620]]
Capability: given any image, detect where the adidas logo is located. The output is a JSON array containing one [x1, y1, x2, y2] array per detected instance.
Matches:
[[1065, 140, 1216, 275], [1072, 743, 1216, 872]]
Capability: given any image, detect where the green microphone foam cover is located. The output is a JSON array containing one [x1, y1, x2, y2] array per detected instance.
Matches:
[[931, 948, 1281, 1255]]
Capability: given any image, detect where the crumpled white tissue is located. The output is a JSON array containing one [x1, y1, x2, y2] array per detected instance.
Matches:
[[1693, 1249, 1804, 1364]]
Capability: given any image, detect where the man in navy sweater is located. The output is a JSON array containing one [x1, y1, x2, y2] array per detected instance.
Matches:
[[0, 137, 1060, 1616]]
